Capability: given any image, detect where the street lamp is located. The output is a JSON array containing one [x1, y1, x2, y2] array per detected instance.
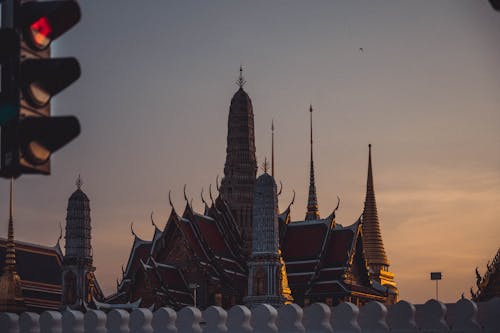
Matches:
[[188, 283, 200, 308]]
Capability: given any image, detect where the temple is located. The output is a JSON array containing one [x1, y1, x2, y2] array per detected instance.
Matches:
[[107, 70, 398, 309], [0, 177, 104, 313], [471, 248, 500, 302]]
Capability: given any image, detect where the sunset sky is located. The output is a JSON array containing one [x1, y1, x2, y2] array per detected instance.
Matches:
[[1, 1, 499, 304]]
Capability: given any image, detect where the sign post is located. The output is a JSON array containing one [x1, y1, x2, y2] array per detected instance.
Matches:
[[430, 272, 442, 300]]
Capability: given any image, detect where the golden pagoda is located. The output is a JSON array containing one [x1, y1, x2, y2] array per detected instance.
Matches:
[[362, 145, 398, 302]]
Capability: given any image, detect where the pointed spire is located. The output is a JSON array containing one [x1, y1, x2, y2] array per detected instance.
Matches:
[[261, 157, 270, 174], [305, 105, 320, 221], [76, 174, 83, 189], [362, 144, 389, 269], [5, 178, 16, 271], [236, 65, 246, 89], [0, 178, 25, 312], [271, 119, 275, 178]]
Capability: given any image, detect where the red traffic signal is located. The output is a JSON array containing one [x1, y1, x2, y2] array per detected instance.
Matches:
[[0, 0, 82, 178], [21, 1, 81, 50]]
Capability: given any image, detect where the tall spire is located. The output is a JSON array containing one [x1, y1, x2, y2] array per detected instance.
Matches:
[[362, 144, 389, 269], [305, 105, 320, 221], [0, 178, 25, 312], [220, 67, 257, 254], [271, 119, 275, 178], [5, 178, 16, 271]]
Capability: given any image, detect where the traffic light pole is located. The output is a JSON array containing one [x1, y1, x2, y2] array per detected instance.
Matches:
[[1, 0, 81, 178], [1, 0, 15, 28]]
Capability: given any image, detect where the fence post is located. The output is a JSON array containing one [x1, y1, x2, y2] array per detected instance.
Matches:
[[40, 311, 62, 333], [107, 309, 130, 333], [483, 297, 500, 333], [227, 305, 252, 333], [152, 307, 177, 333], [130, 308, 154, 333], [387, 300, 418, 333], [62, 310, 84, 333], [277, 303, 305, 333], [304, 303, 333, 333], [0, 312, 19, 333], [251, 304, 278, 333], [359, 301, 389, 333], [419, 299, 449, 332], [19, 312, 40, 333], [450, 298, 480, 332], [177, 306, 202, 333], [203, 306, 228, 333], [84, 310, 106, 333], [331, 302, 361, 333]]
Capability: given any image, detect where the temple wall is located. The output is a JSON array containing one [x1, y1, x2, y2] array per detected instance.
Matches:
[[1, 297, 499, 332]]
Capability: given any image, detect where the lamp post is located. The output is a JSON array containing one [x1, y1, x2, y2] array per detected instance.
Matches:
[[188, 283, 200, 308]]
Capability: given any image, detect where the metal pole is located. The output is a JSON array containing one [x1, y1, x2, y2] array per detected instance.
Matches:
[[436, 280, 439, 300], [1, 0, 15, 28]]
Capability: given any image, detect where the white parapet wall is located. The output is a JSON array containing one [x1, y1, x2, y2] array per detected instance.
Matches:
[[0, 297, 499, 333]]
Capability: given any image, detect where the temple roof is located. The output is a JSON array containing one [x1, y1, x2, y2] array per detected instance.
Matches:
[[472, 247, 500, 302], [68, 188, 90, 203]]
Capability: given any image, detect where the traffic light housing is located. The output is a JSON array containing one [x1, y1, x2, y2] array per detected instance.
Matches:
[[0, 0, 81, 178], [491, 0, 500, 11]]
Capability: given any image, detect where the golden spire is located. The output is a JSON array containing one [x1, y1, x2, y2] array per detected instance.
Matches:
[[362, 144, 389, 267], [305, 105, 320, 221], [0, 178, 25, 312]]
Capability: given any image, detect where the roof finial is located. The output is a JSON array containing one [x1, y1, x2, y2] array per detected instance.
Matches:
[[271, 119, 275, 178], [236, 65, 246, 89], [261, 157, 270, 174], [76, 174, 83, 190], [305, 105, 320, 221]]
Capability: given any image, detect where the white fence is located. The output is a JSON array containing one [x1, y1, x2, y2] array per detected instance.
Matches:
[[1, 297, 499, 332]]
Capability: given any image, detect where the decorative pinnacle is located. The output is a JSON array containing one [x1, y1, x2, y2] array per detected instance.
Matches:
[[236, 65, 246, 88], [5, 178, 16, 271], [305, 104, 320, 221], [271, 119, 275, 178], [261, 157, 270, 174], [76, 174, 83, 189]]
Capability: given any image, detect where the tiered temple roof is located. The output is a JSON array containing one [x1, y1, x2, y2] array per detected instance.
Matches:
[[0, 238, 62, 312], [472, 247, 500, 302]]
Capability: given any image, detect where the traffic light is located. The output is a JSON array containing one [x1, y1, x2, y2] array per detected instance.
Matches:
[[0, 0, 81, 178], [491, 0, 500, 11]]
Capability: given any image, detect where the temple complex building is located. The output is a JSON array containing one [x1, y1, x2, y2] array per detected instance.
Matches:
[[0, 178, 103, 313], [471, 247, 500, 302], [245, 168, 293, 307], [62, 176, 103, 309], [219, 67, 258, 255], [108, 70, 398, 309], [0, 180, 26, 313]]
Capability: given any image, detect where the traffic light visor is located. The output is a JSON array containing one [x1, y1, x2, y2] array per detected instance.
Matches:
[[20, 116, 80, 165], [22, 1, 81, 50], [21, 57, 81, 108]]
